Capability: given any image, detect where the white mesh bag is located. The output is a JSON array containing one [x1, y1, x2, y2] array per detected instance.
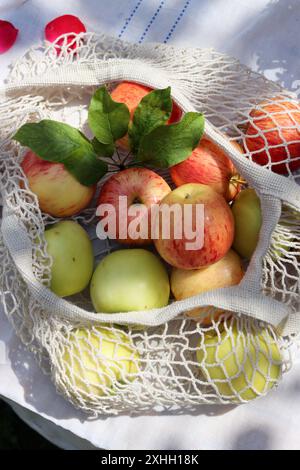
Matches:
[[0, 33, 300, 415]]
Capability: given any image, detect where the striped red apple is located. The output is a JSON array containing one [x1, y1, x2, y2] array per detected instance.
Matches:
[[245, 98, 300, 174], [170, 137, 243, 202], [154, 183, 235, 270], [21, 151, 96, 217], [97, 167, 171, 245]]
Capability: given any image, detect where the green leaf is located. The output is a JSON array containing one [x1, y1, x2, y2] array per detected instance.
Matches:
[[14, 120, 107, 186], [92, 137, 115, 158], [88, 86, 130, 145], [128, 87, 173, 154], [137, 112, 205, 168]]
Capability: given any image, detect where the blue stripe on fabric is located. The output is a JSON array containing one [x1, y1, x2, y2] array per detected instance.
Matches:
[[163, 0, 192, 43], [138, 1, 166, 44], [118, 0, 145, 38]]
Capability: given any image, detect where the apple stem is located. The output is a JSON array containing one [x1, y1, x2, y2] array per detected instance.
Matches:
[[108, 153, 121, 166], [115, 148, 122, 161], [231, 175, 247, 186], [235, 178, 247, 185], [120, 151, 133, 167], [108, 161, 123, 170], [108, 150, 145, 171]]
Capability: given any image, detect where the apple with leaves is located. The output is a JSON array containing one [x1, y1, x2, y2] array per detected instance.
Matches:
[[154, 183, 235, 270], [15, 119, 108, 217], [170, 137, 244, 202], [88, 85, 200, 162], [93, 87, 204, 245], [21, 151, 96, 217], [14, 86, 131, 217], [111, 81, 182, 150], [14, 85, 204, 222]]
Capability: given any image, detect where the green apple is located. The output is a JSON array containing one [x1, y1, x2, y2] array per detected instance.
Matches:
[[231, 188, 262, 259], [90, 249, 170, 313], [45, 220, 94, 297], [197, 321, 282, 400], [62, 327, 139, 396]]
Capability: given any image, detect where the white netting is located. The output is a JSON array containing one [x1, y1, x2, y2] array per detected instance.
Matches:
[[0, 33, 300, 415]]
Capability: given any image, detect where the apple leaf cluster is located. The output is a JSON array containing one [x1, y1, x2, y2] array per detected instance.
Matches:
[[128, 86, 173, 154], [14, 120, 107, 186], [14, 86, 204, 187], [89, 86, 130, 157]]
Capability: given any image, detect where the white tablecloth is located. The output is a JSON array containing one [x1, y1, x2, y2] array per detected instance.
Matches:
[[0, 0, 300, 450]]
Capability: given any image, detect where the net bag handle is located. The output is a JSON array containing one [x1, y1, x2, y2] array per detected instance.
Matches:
[[1, 201, 293, 334], [2, 58, 300, 210]]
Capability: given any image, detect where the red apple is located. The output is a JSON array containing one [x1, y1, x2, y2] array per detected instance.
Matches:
[[154, 183, 235, 269], [111, 81, 182, 150], [170, 137, 243, 202], [97, 167, 171, 245], [245, 97, 300, 174], [21, 151, 96, 217]]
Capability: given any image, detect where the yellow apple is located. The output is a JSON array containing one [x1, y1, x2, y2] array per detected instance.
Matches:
[[171, 249, 244, 324], [197, 320, 282, 400], [62, 327, 140, 397]]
